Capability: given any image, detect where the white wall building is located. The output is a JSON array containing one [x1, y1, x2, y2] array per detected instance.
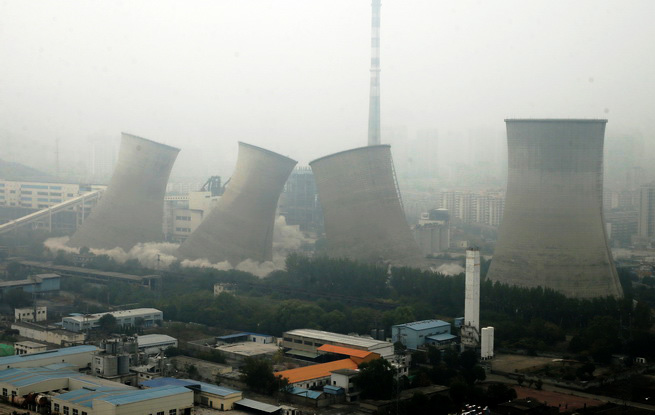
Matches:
[[0, 345, 96, 369], [14, 341, 47, 355], [61, 308, 163, 332], [14, 306, 47, 322], [137, 334, 178, 355], [461, 248, 481, 350]]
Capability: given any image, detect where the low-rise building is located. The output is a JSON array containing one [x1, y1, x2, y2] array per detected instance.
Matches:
[[14, 341, 47, 355], [142, 377, 242, 411], [282, 329, 394, 359], [275, 359, 361, 390], [0, 274, 60, 297], [137, 334, 178, 355], [0, 345, 96, 370], [216, 332, 275, 345], [11, 321, 86, 346], [392, 319, 456, 350], [14, 306, 47, 322], [61, 308, 163, 332]]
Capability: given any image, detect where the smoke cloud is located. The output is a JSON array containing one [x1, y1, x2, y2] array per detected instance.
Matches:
[[433, 263, 465, 276], [44, 215, 312, 277]]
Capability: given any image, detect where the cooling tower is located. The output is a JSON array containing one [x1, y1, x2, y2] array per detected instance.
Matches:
[[309, 145, 422, 265], [68, 133, 179, 251], [487, 119, 622, 298], [177, 142, 296, 265]]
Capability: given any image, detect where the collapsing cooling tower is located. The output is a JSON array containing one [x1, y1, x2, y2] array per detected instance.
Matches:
[[309, 145, 422, 265], [487, 119, 623, 298], [68, 133, 180, 251], [177, 142, 297, 265]]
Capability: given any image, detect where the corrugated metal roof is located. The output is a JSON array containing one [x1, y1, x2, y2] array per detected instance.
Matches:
[[275, 359, 358, 384], [141, 377, 241, 397], [426, 333, 458, 342], [289, 386, 323, 399], [235, 398, 280, 413], [136, 334, 177, 347], [317, 344, 376, 358], [100, 385, 191, 405], [394, 319, 450, 331], [0, 345, 96, 366], [284, 329, 390, 349]]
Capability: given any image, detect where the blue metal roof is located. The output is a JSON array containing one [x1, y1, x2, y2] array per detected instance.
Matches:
[[394, 320, 450, 331], [323, 385, 344, 395], [141, 377, 241, 397], [236, 398, 281, 413], [0, 345, 96, 366], [0, 366, 101, 388], [57, 387, 132, 408], [288, 386, 322, 399], [426, 333, 458, 342], [100, 385, 191, 405]]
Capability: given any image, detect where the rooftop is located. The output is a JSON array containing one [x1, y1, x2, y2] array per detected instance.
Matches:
[[427, 333, 458, 342], [235, 398, 281, 414], [275, 359, 358, 384], [0, 274, 60, 288], [393, 319, 450, 331], [215, 341, 278, 357], [0, 345, 97, 366], [0, 365, 125, 389], [136, 334, 177, 347], [63, 308, 162, 322], [288, 386, 323, 399], [56, 384, 191, 408], [141, 377, 241, 397], [317, 344, 376, 359], [284, 329, 391, 349]]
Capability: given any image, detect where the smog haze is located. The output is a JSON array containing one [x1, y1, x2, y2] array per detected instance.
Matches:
[[1, 0, 654, 183]]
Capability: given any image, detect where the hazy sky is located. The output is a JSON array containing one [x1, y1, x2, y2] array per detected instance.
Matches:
[[1, 0, 654, 179]]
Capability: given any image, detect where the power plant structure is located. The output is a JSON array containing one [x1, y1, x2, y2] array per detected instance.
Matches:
[[487, 119, 623, 299], [367, 0, 381, 146], [177, 142, 297, 266], [461, 248, 480, 350], [68, 133, 180, 251], [309, 145, 422, 265]]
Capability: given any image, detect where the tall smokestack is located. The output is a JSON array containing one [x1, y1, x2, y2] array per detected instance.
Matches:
[[309, 145, 422, 265], [367, 0, 381, 146], [68, 133, 180, 251], [177, 142, 297, 266], [465, 248, 480, 332], [487, 119, 623, 298]]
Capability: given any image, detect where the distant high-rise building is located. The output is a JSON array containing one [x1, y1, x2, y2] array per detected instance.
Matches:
[[638, 182, 655, 241], [487, 119, 622, 299], [278, 167, 323, 233]]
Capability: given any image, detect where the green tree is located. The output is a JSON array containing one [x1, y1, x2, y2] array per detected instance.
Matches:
[[98, 314, 118, 333], [353, 358, 397, 400], [240, 358, 287, 395]]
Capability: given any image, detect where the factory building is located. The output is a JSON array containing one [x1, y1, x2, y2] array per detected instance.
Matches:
[[178, 142, 297, 265], [487, 119, 623, 298], [278, 166, 323, 233], [309, 145, 422, 266], [282, 329, 394, 359], [0, 274, 60, 297], [68, 133, 180, 251], [163, 190, 221, 242], [391, 320, 455, 350], [14, 306, 47, 323], [11, 321, 86, 347], [13, 342, 47, 355], [0, 345, 96, 370], [136, 334, 178, 355], [61, 308, 163, 333], [481, 327, 495, 360], [142, 378, 242, 411]]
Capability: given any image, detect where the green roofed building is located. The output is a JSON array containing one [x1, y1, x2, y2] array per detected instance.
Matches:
[[0, 344, 13, 357]]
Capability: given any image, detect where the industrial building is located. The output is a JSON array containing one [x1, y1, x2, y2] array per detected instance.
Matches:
[[142, 378, 242, 411], [282, 329, 394, 359], [178, 142, 297, 265], [275, 359, 360, 390], [13, 342, 47, 356], [440, 191, 505, 227], [68, 133, 180, 251], [14, 306, 47, 323], [136, 334, 178, 355], [391, 320, 455, 350], [487, 119, 623, 298], [11, 321, 86, 347], [163, 188, 221, 242], [309, 145, 422, 265], [480, 327, 495, 360], [0, 274, 60, 297], [0, 179, 105, 234], [61, 308, 163, 332], [0, 345, 96, 369]]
